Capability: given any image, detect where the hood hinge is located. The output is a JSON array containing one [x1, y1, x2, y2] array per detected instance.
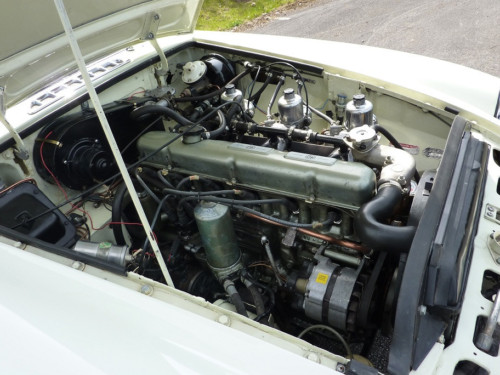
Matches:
[[142, 12, 169, 77]]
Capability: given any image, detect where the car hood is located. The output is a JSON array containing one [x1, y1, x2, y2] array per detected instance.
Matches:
[[0, 0, 202, 106]]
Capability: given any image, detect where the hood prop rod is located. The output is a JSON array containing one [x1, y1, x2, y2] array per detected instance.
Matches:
[[0, 88, 29, 160], [53, 0, 175, 287]]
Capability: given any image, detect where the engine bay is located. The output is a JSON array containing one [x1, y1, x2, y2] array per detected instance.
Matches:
[[0, 43, 466, 371]]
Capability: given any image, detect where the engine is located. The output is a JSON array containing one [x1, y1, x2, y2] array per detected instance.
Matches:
[[28, 53, 424, 359]]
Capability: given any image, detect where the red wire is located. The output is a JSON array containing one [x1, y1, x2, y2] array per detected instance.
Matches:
[[127, 90, 145, 100], [0, 178, 37, 195], [40, 131, 69, 201], [40, 132, 111, 231], [40, 134, 153, 238]]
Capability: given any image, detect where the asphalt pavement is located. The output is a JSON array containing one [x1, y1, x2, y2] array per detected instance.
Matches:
[[246, 0, 499, 77]]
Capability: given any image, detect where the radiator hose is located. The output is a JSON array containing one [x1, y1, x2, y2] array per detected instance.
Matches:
[[354, 184, 416, 253]]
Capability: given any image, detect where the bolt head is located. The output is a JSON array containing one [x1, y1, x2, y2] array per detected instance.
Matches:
[[336, 363, 346, 373], [217, 315, 230, 326]]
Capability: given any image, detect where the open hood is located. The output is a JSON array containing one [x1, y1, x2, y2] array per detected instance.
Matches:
[[0, 0, 202, 105]]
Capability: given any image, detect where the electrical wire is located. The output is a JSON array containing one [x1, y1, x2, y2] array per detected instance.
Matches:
[[125, 88, 146, 101], [39, 131, 100, 230], [247, 65, 261, 101], [121, 116, 163, 154], [0, 178, 37, 195], [11, 102, 240, 230], [178, 195, 289, 207], [298, 324, 353, 359], [140, 195, 171, 266], [235, 205, 335, 229]]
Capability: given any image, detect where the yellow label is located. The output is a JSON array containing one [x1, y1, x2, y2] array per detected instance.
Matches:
[[316, 273, 329, 284]]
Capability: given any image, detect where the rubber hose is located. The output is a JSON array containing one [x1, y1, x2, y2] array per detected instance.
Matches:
[[223, 280, 248, 317], [201, 110, 226, 139], [247, 284, 266, 317], [267, 79, 284, 118], [174, 69, 251, 103], [231, 292, 248, 317], [354, 184, 416, 253], [111, 182, 129, 246], [249, 74, 271, 104], [130, 105, 193, 126], [225, 95, 243, 123]]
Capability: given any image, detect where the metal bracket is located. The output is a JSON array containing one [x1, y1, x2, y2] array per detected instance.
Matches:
[[141, 12, 161, 41], [141, 13, 169, 76]]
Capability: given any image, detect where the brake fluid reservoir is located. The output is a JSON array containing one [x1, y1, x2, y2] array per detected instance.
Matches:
[[220, 83, 242, 103], [345, 94, 373, 129]]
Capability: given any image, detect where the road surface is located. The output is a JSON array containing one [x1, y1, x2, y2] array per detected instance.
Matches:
[[245, 0, 499, 77]]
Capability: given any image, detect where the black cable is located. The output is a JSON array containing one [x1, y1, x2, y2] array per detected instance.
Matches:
[[176, 194, 333, 229], [178, 195, 288, 207], [429, 111, 453, 127], [176, 176, 192, 190], [242, 271, 275, 323], [249, 73, 272, 104], [11, 102, 239, 230], [156, 170, 175, 189], [140, 195, 171, 266], [121, 116, 162, 154], [247, 65, 261, 101], [266, 61, 310, 118], [84, 222, 91, 241], [267, 77, 284, 119], [173, 68, 251, 103], [134, 170, 162, 205], [111, 182, 130, 246], [162, 187, 238, 197], [235, 205, 335, 229]]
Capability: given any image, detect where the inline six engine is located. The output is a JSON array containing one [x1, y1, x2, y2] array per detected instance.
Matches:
[[29, 53, 425, 359]]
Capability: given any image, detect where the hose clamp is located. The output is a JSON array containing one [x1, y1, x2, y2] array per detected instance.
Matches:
[[378, 180, 404, 193]]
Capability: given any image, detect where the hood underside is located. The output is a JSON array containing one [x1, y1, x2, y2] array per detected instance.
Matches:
[[0, 0, 202, 105]]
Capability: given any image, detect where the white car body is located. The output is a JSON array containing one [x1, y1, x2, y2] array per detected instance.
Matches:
[[0, 1, 499, 374]]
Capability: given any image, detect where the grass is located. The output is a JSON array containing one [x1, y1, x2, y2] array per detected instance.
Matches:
[[197, 0, 297, 31]]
